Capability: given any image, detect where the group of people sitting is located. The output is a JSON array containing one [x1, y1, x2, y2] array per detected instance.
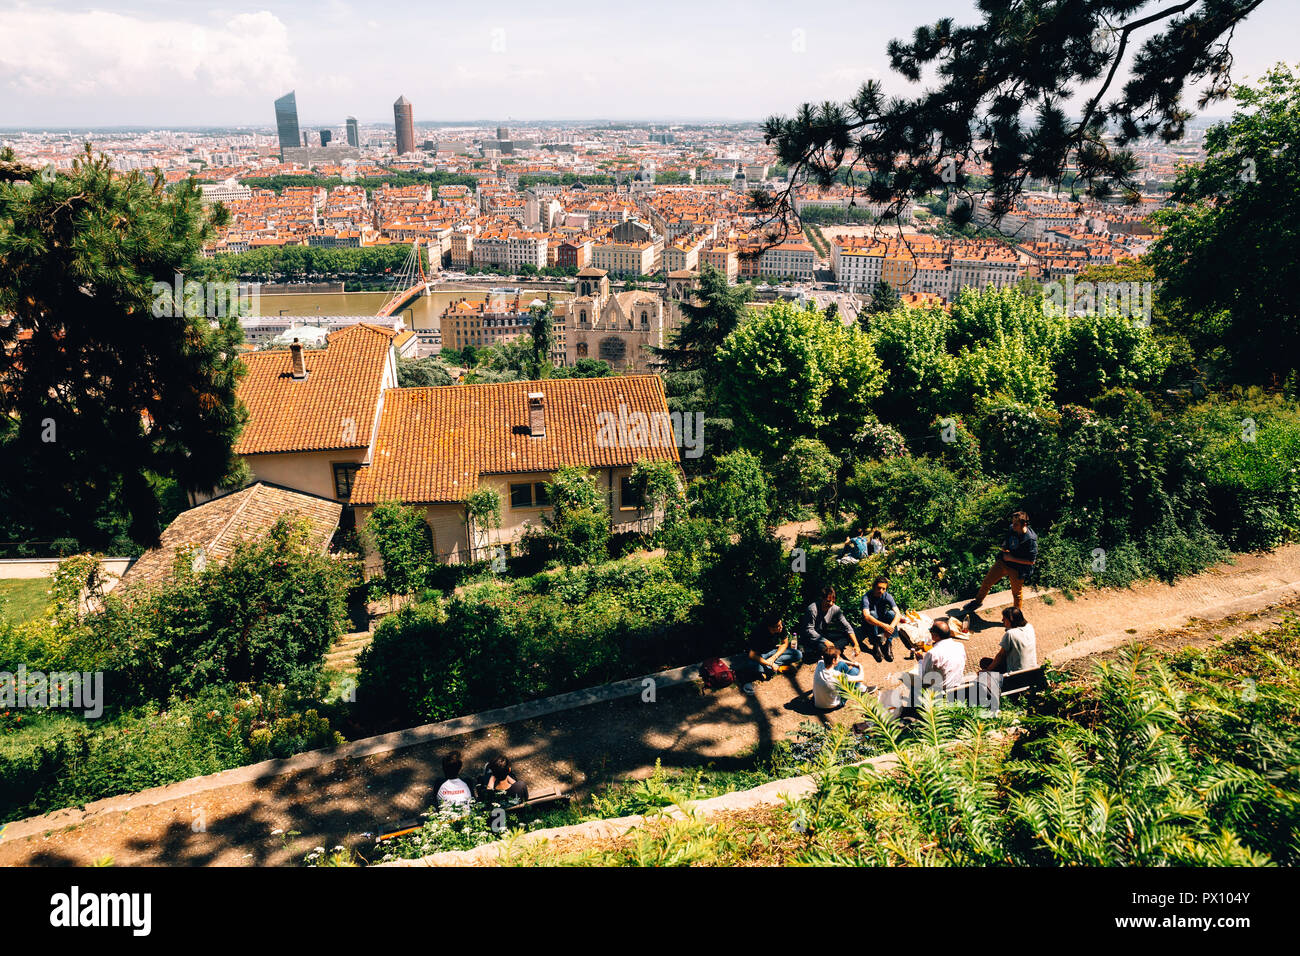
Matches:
[[837, 528, 886, 564], [433, 750, 530, 811], [741, 575, 1038, 712]]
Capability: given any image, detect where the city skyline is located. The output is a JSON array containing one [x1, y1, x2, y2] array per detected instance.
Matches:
[[1, 1, 1297, 127]]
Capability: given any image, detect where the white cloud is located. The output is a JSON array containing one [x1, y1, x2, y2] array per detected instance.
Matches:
[[0, 7, 298, 98]]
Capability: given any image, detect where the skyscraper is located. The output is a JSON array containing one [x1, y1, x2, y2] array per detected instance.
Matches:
[[320, 129, 332, 147], [346, 116, 360, 148], [274, 91, 301, 160], [393, 95, 415, 155]]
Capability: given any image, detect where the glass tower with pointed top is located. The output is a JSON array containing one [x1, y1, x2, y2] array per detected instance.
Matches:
[[393, 95, 415, 155], [346, 116, 360, 148], [274, 91, 301, 160]]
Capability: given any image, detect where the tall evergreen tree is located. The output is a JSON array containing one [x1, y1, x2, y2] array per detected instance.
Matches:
[[0, 147, 246, 548], [529, 301, 555, 379], [757, 1, 1270, 238], [652, 264, 753, 375], [652, 265, 754, 467], [868, 281, 902, 317]]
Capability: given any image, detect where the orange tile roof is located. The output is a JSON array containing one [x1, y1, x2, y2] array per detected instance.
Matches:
[[350, 376, 679, 505], [234, 323, 394, 455]]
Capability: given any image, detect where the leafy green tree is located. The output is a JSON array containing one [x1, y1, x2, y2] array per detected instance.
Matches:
[[1148, 63, 1300, 387], [1054, 311, 1169, 405], [867, 303, 957, 427], [363, 501, 436, 597], [715, 301, 884, 459], [694, 450, 771, 538], [0, 147, 246, 548], [629, 459, 684, 534], [551, 358, 615, 379], [465, 488, 503, 563]]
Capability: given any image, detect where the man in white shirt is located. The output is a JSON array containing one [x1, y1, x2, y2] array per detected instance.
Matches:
[[434, 751, 474, 809], [812, 642, 867, 710], [980, 607, 1038, 673], [918, 619, 968, 694]]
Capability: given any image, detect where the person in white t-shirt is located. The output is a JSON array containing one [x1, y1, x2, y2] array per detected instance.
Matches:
[[812, 642, 867, 710], [434, 751, 474, 809], [980, 606, 1039, 674], [918, 619, 968, 694]]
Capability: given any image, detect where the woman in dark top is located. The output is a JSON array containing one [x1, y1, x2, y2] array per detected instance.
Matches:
[[479, 755, 529, 803]]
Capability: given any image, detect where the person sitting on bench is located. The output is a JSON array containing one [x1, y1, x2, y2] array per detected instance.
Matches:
[[918, 619, 968, 694], [479, 755, 529, 804], [434, 751, 474, 809], [979, 607, 1038, 673], [812, 642, 867, 711], [743, 612, 802, 682]]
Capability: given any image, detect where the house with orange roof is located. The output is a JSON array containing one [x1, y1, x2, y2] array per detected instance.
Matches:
[[348, 376, 681, 562], [232, 323, 399, 503]]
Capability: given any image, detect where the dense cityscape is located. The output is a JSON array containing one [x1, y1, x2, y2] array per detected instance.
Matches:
[[0, 0, 1296, 926]]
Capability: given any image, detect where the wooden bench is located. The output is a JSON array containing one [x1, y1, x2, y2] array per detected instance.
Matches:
[[898, 666, 1047, 720], [374, 786, 570, 843]]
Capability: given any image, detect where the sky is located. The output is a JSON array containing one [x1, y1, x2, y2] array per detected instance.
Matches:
[[0, 0, 1296, 128]]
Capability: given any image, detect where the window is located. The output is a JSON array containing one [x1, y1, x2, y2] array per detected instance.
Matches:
[[534, 482, 551, 506], [333, 463, 360, 499], [509, 483, 534, 508], [620, 476, 644, 510]]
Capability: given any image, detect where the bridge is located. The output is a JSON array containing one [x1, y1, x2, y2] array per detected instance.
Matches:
[[376, 240, 431, 318]]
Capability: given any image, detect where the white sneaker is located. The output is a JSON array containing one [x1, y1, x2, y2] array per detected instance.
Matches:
[[742, 682, 756, 696]]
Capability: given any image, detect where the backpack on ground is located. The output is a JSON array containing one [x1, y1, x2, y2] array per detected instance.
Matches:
[[700, 657, 735, 690]]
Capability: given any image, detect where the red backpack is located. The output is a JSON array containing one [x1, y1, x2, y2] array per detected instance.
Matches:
[[700, 658, 735, 690]]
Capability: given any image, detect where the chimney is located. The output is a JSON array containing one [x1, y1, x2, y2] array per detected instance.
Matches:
[[289, 339, 307, 380], [527, 391, 545, 438]]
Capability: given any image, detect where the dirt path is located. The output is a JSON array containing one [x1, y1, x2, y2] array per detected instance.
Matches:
[[3, 545, 1299, 867]]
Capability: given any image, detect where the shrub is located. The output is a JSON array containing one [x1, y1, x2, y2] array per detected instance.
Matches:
[[357, 558, 701, 726], [88, 517, 352, 706], [771, 438, 840, 519], [1181, 390, 1300, 551], [538, 466, 611, 566], [364, 501, 436, 596], [0, 683, 343, 823]]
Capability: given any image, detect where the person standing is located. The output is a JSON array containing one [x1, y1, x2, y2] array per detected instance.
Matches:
[[964, 511, 1038, 616]]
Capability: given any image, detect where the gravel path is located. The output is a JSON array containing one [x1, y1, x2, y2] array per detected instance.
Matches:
[[3, 544, 1299, 867]]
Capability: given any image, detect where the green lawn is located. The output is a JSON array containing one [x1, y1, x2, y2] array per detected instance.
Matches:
[[0, 578, 52, 625]]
